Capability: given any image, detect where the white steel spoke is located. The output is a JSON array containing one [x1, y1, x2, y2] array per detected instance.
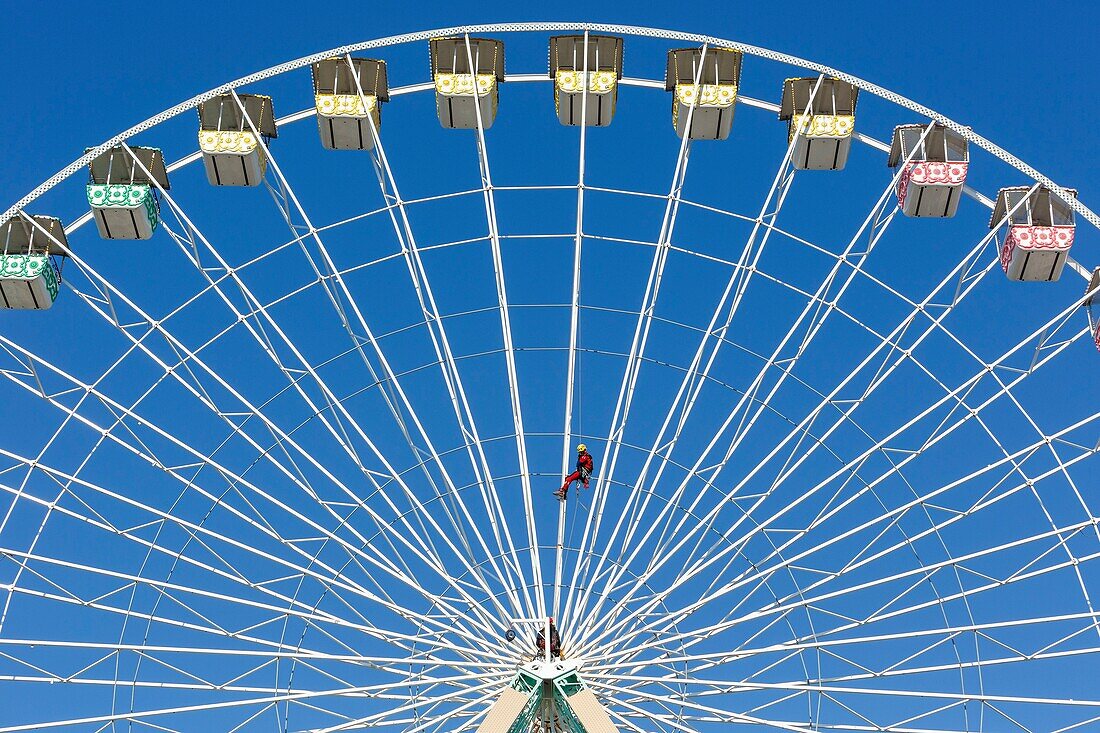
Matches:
[[9, 206, 505, 647], [574, 123, 947, 655], [0, 341, 509, 660], [456, 35, 545, 618], [220, 104, 514, 630], [564, 44, 708, 634], [594, 411, 1099, 665], [602, 77, 823, 555], [0, 673, 506, 733], [0, 452, 494, 659], [589, 679, 816, 733], [356, 71, 532, 621], [572, 77, 831, 642], [576, 178, 1047, 657], [556, 30, 594, 620]]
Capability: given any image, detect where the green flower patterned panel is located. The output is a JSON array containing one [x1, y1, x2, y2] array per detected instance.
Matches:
[[42, 257, 59, 300], [87, 184, 160, 231], [2, 254, 47, 280], [0, 255, 59, 300]]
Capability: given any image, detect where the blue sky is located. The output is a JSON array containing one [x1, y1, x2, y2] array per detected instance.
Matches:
[[1, 3, 1099, 732]]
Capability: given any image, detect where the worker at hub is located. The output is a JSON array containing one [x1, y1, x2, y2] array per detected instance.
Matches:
[[535, 617, 562, 658]]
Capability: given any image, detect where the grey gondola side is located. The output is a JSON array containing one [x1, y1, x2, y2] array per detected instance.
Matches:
[[665, 47, 742, 141], [0, 215, 68, 311], [86, 146, 169, 240], [990, 186, 1077, 282], [430, 37, 505, 130], [779, 77, 859, 170], [549, 34, 623, 127], [1086, 268, 1100, 353], [198, 93, 277, 186], [312, 57, 389, 150]]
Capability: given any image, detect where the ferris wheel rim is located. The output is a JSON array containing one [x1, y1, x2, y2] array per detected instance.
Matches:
[[1, 20, 1097, 242]]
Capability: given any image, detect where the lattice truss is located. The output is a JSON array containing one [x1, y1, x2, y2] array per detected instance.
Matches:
[[0, 24, 1098, 733]]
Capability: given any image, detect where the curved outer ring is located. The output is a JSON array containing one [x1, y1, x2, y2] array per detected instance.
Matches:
[[2, 20, 1095, 241]]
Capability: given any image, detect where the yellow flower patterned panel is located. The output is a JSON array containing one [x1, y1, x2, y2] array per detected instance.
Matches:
[[315, 94, 378, 119], [198, 130, 259, 155], [555, 70, 617, 95], [435, 73, 496, 98], [789, 114, 855, 141], [674, 83, 737, 109]]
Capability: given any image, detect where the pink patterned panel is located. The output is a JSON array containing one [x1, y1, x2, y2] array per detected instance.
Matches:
[[1095, 325, 1100, 353], [896, 162, 968, 207], [999, 225, 1076, 272]]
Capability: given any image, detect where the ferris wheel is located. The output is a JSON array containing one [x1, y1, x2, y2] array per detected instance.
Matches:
[[2, 20, 1100, 733]]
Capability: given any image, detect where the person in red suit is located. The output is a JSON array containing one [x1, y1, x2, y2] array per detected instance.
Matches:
[[554, 444, 593, 500], [535, 617, 562, 658]]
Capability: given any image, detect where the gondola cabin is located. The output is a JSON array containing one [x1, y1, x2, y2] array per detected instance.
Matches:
[[87, 146, 169, 240], [888, 123, 969, 218], [0, 215, 68, 310], [779, 77, 858, 170], [549, 34, 623, 127], [991, 186, 1077, 282], [312, 57, 389, 150], [198, 93, 277, 186], [665, 47, 742, 140], [430, 37, 505, 129]]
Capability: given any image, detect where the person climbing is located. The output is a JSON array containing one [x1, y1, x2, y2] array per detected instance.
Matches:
[[554, 444, 593, 500], [534, 617, 562, 658]]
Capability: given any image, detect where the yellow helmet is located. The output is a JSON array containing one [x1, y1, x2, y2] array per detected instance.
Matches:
[[577, 444, 587, 453]]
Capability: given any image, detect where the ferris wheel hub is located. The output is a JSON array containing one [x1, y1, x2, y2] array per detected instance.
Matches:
[[524, 658, 578, 681]]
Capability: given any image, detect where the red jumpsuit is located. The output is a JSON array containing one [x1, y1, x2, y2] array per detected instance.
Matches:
[[559, 452, 593, 496], [535, 622, 562, 657]]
